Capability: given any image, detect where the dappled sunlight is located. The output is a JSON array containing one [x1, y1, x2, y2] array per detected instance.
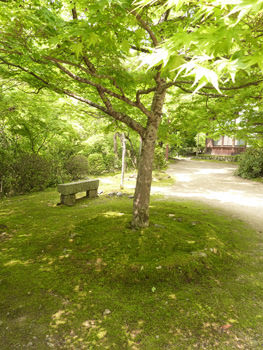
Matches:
[[196, 168, 229, 175], [173, 173, 192, 182], [0, 209, 14, 216], [103, 211, 125, 217], [164, 160, 263, 230], [4, 259, 33, 267], [99, 178, 114, 184], [165, 189, 263, 208]]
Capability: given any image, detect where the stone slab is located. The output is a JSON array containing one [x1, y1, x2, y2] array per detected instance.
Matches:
[[58, 179, 99, 195]]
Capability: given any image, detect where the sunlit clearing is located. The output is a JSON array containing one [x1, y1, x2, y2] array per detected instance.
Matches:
[[103, 211, 125, 217], [4, 259, 32, 266]]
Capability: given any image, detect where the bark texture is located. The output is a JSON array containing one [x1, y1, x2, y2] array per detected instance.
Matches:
[[132, 84, 166, 228]]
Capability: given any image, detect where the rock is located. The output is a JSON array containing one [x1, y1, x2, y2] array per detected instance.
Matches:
[[98, 190, 103, 195], [154, 224, 166, 229], [191, 251, 207, 258], [191, 221, 200, 226], [173, 218, 183, 222], [128, 195, 134, 199], [103, 309, 111, 316], [107, 192, 116, 197], [116, 192, 123, 197]]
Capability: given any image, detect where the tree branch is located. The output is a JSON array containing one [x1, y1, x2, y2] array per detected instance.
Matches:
[[131, 45, 150, 53], [175, 84, 228, 98], [131, 9, 158, 47], [48, 57, 152, 117], [165, 79, 263, 92], [0, 57, 50, 86], [81, 110, 105, 119], [0, 56, 146, 135], [63, 90, 146, 136]]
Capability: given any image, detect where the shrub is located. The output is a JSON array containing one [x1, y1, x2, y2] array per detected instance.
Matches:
[[65, 155, 89, 180], [236, 148, 263, 179], [153, 147, 167, 170], [0, 148, 14, 195], [104, 152, 117, 171], [88, 153, 106, 175], [12, 153, 53, 193]]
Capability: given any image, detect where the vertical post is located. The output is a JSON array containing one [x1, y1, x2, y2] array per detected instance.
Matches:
[[113, 132, 119, 168], [120, 133, 126, 189], [165, 144, 169, 161], [196, 134, 199, 156]]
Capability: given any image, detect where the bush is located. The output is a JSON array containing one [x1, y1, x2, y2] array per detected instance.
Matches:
[[0, 148, 14, 195], [12, 153, 53, 193], [236, 148, 263, 179], [65, 155, 89, 180], [104, 152, 117, 172], [153, 147, 167, 170], [88, 153, 106, 175]]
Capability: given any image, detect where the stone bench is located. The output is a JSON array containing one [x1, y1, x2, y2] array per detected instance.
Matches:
[[58, 179, 99, 206]]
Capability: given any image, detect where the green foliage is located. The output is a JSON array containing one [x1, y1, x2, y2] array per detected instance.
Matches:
[[104, 152, 116, 171], [236, 148, 263, 179], [153, 147, 167, 170], [65, 155, 89, 180], [88, 153, 106, 175], [12, 153, 53, 194]]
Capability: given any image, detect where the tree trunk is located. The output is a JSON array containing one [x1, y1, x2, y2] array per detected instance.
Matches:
[[139, 136, 142, 158], [120, 132, 126, 189], [113, 132, 119, 168], [165, 144, 169, 161], [132, 122, 158, 228], [131, 82, 166, 228], [125, 133, 137, 168]]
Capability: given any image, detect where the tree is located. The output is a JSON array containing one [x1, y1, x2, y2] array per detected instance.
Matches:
[[1, 0, 263, 227]]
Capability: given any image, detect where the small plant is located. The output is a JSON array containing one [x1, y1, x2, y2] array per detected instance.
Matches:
[[88, 153, 106, 175], [104, 152, 117, 171], [65, 155, 89, 180], [153, 147, 167, 170], [236, 148, 263, 179]]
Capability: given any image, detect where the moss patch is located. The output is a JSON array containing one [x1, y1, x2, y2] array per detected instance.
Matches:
[[0, 190, 263, 349]]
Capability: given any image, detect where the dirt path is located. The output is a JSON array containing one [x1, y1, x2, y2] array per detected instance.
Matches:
[[151, 159, 263, 231]]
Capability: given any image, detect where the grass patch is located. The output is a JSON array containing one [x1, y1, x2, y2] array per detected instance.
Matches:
[[96, 170, 175, 193], [0, 190, 263, 349], [251, 177, 263, 183]]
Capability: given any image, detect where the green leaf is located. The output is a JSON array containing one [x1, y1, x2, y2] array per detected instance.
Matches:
[[71, 42, 83, 58]]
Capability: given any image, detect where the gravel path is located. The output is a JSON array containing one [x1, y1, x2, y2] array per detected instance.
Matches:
[[151, 159, 263, 231]]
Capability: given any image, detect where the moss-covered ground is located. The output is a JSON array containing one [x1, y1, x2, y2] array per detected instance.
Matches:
[[0, 183, 263, 349]]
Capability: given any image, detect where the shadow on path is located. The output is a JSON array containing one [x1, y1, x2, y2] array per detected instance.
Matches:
[[151, 159, 263, 231]]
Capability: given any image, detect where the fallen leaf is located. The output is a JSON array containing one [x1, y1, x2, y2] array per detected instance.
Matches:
[[220, 324, 232, 331], [97, 329, 107, 339], [103, 309, 111, 316], [168, 294, 176, 300]]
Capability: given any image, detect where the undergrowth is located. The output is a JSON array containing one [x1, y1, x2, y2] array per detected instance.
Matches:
[[0, 190, 262, 349]]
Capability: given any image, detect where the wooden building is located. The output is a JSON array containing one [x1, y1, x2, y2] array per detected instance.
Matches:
[[205, 136, 246, 155]]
